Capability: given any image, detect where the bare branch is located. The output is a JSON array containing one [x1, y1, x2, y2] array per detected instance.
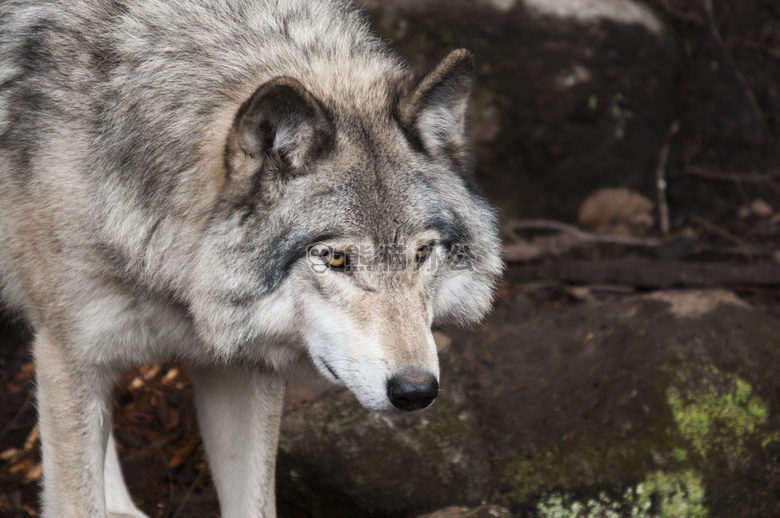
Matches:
[[734, 39, 780, 61], [688, 213, 753, 259], [681, 165, 780, 182], [506, 219, 665, 247], [509, 259, 780, 288], [656, 120, 679, 235]]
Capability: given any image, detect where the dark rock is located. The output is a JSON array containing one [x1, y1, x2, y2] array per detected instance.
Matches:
[[456, 289, 780, 517], [276, 351, 493, 517], [275, 289, 780, 517]]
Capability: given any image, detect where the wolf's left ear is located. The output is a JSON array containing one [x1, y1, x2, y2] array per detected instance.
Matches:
[[226, 77, 334, 182], [397, 49, 475, 169]]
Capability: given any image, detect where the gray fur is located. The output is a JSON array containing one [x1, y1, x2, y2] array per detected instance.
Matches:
[[0, 1, 502, 516]]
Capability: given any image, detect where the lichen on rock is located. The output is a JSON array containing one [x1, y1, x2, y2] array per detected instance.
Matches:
[[535, 470, 707, 518], [666, 366, 780, 460], [483, 292, 780, 517]]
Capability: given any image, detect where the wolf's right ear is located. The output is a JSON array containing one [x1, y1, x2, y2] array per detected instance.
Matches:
[[397, 49, 475, 170], [226, 77, 334, 182]]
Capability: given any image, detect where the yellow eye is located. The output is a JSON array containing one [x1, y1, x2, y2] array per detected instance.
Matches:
[[415, 245, 431, 262], [323, 250, 346, 268]]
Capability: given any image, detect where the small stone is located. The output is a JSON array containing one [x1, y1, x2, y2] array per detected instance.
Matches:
[[416, 505, 513, 518], [573, 63, 592, 82], [751, 198, 773, 217], [488, 0, 515, 11], [578, 187, 654, 235]]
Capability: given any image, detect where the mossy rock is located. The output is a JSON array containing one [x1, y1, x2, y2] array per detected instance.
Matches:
[[455, 290, 780, 517], [276, 351, 493, 517]]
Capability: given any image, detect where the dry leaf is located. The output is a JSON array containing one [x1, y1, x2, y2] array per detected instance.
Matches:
[[10, 457, 35, 474], [0, 448, 20, 461], [140, 364, 161, 380], [7, 362, 35, 391], [24, 463, 42, 482], [128, 376, 145, 390], [167, 435, 199, 470], [23, 424, 39, 451], [165, 409, 181, 431], [162, 368, 179, 385]]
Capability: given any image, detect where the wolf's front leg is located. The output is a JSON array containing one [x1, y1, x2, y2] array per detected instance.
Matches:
[[34, 329, 117, 517], [191, 363, 284, 518]]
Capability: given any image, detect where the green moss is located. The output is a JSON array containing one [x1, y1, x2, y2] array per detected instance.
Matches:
[[499, 383, 683, 507], [672, 448, 688, 462], [639, 471, 707, 518], [666, 367, 778, 459], [500, 364, 780, 513], [609, 93, 633, 139], [501, 450, 574, 505], [536, 470, 707, 518]]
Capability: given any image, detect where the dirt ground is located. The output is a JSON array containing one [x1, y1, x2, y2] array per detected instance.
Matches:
[[1, 0, 779, 516]]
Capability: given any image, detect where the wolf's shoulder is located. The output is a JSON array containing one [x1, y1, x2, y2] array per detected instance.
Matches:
[[0, 0, 381, 67]]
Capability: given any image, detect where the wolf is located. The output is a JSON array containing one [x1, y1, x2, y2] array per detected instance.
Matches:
[[0, 0, 502, 516]]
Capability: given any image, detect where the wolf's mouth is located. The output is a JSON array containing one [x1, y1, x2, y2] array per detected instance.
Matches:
[[318, 357, 340, 381]]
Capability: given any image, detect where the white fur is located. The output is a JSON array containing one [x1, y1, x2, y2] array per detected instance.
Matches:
[[190, 364, 284, 518], [105, 433, 149, 518]]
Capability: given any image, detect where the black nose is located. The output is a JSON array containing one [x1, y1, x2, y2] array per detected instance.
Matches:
[[387, 372, 438, 411]]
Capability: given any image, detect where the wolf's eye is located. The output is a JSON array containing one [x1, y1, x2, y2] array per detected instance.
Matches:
[[415, 244, 431, 263], [322, 250, 346, 269]]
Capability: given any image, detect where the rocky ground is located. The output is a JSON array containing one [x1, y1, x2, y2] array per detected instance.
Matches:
[[2, 0, 780, 516], [3, 287, 780, 517], [276, 288, 780, 518]]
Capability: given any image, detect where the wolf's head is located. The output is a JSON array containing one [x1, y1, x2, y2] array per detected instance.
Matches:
[[190, 50, 502, 412]]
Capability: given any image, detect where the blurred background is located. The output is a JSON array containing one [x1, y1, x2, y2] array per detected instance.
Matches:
[[2, 0, 779, 516]]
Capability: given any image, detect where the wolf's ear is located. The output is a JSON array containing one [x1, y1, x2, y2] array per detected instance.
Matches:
[[226, 77, 334, 182], [397, 49, 475, 169]]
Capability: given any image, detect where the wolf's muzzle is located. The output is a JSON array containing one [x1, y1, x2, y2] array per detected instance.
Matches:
[[386, 371, 438, 411]]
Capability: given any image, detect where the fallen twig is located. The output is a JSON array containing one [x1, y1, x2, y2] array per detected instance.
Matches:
[[680, 166, 780, 182], [688, 213, 753, 259], [170, 467, 207, 518], [503, 218, 772, 262], [508, 259, 780, 288], [734, 40, 780, 61], [676, 165, 780, 200], [505, 219, 664, 247]]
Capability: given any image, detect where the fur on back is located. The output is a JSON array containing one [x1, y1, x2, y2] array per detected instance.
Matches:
[[0, 0, 502, 372]]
